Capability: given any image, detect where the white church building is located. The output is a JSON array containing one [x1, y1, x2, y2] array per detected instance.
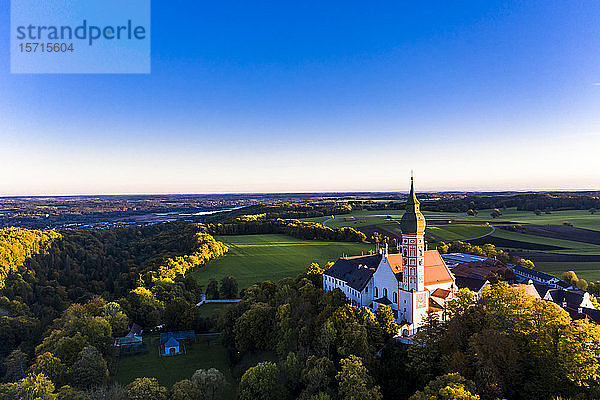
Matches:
[[323, 177, 456, 335]]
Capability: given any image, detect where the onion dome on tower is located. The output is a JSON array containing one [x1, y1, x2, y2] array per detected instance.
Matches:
[[400, 176, 426, 235]]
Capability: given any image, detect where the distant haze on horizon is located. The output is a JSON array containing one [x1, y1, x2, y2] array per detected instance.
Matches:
[[1, 1, 599, 196]]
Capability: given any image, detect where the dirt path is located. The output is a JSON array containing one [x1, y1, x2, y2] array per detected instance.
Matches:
[[465, 225, 495, 241]]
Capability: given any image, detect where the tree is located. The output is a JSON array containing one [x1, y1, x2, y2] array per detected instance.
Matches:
[[490, 209, 502, 219], [84, 383, 127, 400], [103, 302, 129, 337], [70, 346, 108, 388], [238, 362, 283, 400], [305, 263, 324, 276], [1, 373, 57, 400], [467, 329, 521, 399], [309, 394, 331, 400], [125, 286, 163, 329], [126, 378, 168, 400], [319, 320, 337, 358], [282, 352, 302, 394], [301, 356, 336, 398], [410, 373, 479, 400], [30, 352, 66, 387], [390, 238, 399, 253], [191, 368, 225, 400], [375, 305, 400, 336], [164, 297, 194, 331], [336, 355, 382, 400], [557, 319, 600, 387], [576, 279, 589, 291], [3, 349, 28, 382], [206, 278, 220, 300], [219, 276, 239, 299], [234, 303, 276, 351], [562, 271, 578, 285], [56, 385, 85, 400], [171, 379, 201, 400], [515, 258, 535, 270], [445, 288, 474, 318]]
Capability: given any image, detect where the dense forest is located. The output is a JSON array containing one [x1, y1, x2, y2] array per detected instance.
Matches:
[[215, 268, 600, 400], [0, 218, 369, 399], [208, 215, 366, 242], [0, 222, 229, 398], [420, 193, 600, 213]]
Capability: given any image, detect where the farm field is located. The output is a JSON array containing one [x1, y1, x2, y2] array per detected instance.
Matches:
[[534, 262, 600, 282], [303, 207, 600, 281], [476, 228, 600, 255], [193, 234, 373, 290], [304, 208, 600, 231]]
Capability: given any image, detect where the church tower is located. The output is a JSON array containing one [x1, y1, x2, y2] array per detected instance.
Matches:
[[400, 176, 426, 292]]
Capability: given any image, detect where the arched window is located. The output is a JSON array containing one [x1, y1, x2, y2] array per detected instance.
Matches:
[[393, 292, 398, 303], [383, 288, 388, 298], [374, 287, 378, 297]]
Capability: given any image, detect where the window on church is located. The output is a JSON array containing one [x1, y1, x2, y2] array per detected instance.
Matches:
[[374, 287, 378, 297], [383, 288, 388, 297], [393, 292, 397, 302]]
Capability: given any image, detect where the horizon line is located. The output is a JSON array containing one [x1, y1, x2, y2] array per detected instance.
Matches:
[[1, 188, 600, 198]]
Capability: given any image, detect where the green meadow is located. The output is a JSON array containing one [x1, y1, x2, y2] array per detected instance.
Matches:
[[304, 207, 600, 230], [114, 336, 276, 400], [114, 336, 234, 396], [193, 234, 373, 290]]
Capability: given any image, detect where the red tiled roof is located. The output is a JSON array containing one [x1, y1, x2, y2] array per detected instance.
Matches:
[[431, 288, 451, 299], [387, 254, 403, 274], [424, 250, 454, 285], [385, 250, 454, 285]]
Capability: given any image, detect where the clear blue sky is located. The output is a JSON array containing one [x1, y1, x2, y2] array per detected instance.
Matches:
[[1, 1, 599, 195]]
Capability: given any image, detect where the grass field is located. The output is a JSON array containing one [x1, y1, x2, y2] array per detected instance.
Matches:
[[196, 303, 229, 318], [114, 336, 276, 400], [487, 228, 600, 255], [193, 234, 373, 290], [534, 262, 600, 282], [304, 208, 600, 231], [115, 336, 235, 398]]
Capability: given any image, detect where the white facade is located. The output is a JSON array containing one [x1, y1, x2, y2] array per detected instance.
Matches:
[[323, 249, 455, 334], [323, 273, 372, 307]]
